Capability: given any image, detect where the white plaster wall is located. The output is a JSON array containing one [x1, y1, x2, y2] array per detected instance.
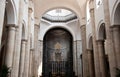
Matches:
[[67, 20, 81, 40], [39, 19, 81, 41], [23, 1, 28, 28], [13, 0, 19, 24], [39, 20, 50, 40], [94, 1, 105, 40]]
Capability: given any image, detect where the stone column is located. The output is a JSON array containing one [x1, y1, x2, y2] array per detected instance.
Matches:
[[103, 0, 117, 77], [97, 40, 107, 77], [11, 0, 24, 77], [0, 0, 6, 47], [112, 26, 120, 68], [19, 40, 27, 77], [5, 25, 16, 68], [29, 49, 34, 77], [73, 41, 77, 76], [87, 49, 95, 77], [80, 25, 89, 77], [89, 1, 101, 77]]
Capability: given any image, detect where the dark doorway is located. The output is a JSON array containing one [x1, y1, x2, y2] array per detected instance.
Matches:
[[42, 28, 74, 77]]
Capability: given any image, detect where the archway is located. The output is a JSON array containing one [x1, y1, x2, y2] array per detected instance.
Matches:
[[42, 28, 74, 77]]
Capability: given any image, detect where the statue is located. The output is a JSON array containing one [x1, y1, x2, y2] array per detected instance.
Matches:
[[54, 42, 62, 62]]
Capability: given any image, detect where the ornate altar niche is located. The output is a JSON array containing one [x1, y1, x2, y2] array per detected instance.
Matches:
[[42, 28, 74, 77]]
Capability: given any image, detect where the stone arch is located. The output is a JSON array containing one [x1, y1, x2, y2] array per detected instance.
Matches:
[[111, 0, 120, 25], [88, 36, 93, 50], [6, 0, 16, 24], [42, 28, 74, 77], [98, 23, 106, 40], [22, 20, 27, 40], [40, 24, 76, 41], [114, 2, 120, 25], [40, 6, 81, 25]]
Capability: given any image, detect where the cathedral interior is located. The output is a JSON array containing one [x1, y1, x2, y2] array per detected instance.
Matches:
[[0, 0, 120, 77]]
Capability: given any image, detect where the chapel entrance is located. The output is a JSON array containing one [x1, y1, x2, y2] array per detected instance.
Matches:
[[42, 28, 74, 77]]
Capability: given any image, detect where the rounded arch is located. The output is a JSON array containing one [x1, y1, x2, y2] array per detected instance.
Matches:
[[42, 28, 74, 77], [22, 24, 25, 40], [97, 23, 106, 40], [111, 0, 120, 25], [22, 20, 27, 40], [6, 0, 16, 24], [39, 6, 82, 25], [39, 24, 76, 41], [88, 34, 93, 50]]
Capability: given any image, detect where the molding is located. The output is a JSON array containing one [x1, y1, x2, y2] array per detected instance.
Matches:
[[28, 7, 33, 13], [21, 39, 28, 42]]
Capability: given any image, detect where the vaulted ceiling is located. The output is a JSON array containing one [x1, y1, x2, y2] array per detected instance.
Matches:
[[33, 0, 88, 25]]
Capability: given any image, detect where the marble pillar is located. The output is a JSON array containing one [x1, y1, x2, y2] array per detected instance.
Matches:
[[19, 40, 27, 77], [90, 3, 101, 76], [97, 40, 107, 77], [103, 0, 117, 77], [5, 25, 16, 68], [112, 26, 120, 68], [0, 0, 6, 47], [87, 49, 95, 77]]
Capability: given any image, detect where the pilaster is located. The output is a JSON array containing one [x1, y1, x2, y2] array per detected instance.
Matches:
[[89, 4, 101, 77]]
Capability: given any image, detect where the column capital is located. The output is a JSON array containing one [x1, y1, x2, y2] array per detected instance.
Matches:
[[87, 49, 93, 54], [89, 0, 94, 10], [6, 24, 17, 28], [30, 49, 34, 52], [96, 40, 104, 46], [111, 25, 120, 28], [34, 24, 40, 28], [96, 40, 104, 42], [111, 25, 120, 31], [21, 39, 28, 42]]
